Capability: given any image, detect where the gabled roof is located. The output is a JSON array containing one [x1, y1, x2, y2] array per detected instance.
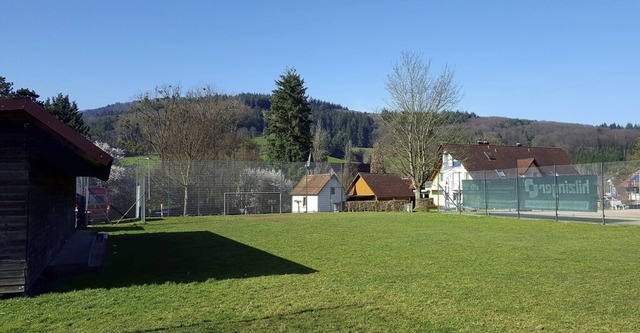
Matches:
[[347, 173, 414, 200], [436, 143, 576, 177], [0, 98, 113, 180], [517, 158, 538, 175], [290, 174, 340, 196]]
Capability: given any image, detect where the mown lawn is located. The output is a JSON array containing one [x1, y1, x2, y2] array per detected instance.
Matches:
[[2, 213, 640, 332]]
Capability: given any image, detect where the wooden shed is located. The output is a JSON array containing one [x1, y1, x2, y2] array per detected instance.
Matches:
[[0, 99, 112, 295], [346, 173, 414, 201]]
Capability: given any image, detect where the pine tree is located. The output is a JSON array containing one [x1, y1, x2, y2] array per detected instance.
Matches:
[[265, 68, 312, 162], [44, 93, 89, 137], [0, 76, 14, 97]]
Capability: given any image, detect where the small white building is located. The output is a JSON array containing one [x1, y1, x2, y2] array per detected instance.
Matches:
[[290, 173, 344, 213]]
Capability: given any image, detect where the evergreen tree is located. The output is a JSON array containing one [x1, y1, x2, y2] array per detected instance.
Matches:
[[265, 68, 312, 162], [14, 88, 40, 103], [44, 93, 90, 137], [0, 76, 14, 97]]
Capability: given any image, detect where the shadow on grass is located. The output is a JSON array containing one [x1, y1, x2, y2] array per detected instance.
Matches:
[[89, 225, 146, 233], [56, 231, 317, 291]]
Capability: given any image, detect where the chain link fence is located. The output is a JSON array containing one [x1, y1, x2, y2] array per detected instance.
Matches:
[[77, 159, 640, 225], [78, 160, 339, 223], [436, 160, 640, 224]]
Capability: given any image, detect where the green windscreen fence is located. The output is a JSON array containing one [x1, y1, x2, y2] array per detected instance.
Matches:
[[463, 175, 599, 212]]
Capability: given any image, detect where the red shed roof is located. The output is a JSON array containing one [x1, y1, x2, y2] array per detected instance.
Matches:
[[0, 98, 112, 180]]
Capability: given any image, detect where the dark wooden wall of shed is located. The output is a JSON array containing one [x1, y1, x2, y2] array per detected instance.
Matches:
[[0, 122, 77, 294], [25, 123, 77, 291], [25, 160, 76, 290], [0, 122, 29, 294]]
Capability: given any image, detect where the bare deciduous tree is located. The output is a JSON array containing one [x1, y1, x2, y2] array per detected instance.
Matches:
[[383, 52, 461, 204], [370, 141, 387, 174], [312, 120, 329, 163], [629, 136, 640, 162], [123, 84, 258, 215]]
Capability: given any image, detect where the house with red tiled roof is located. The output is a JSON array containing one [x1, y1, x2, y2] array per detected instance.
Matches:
[[290, 173, 344, 213], [427, 142, 576, 210], [346, 173, 414, 201]]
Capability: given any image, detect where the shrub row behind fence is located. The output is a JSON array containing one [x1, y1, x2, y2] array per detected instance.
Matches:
[[345, 200, 412, 212]]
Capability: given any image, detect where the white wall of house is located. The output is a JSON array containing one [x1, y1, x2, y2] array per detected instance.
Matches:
[[291, 177, 345, 213], [291, 195, 318, 213], [428, 152, 470, 210]]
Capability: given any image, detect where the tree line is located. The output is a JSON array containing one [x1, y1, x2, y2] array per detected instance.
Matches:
[[1, 76, 89, 137], [464, 116, 640, 164], [82, 91, 378, 159]]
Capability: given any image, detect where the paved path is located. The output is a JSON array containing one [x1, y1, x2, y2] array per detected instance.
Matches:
[[48, 230, 107, 272]]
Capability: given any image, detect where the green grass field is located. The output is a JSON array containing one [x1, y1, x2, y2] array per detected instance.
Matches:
[[2, 213, 640, 332]]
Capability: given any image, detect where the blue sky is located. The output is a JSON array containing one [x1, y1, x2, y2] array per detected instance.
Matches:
[[2, 1, 638, 125]]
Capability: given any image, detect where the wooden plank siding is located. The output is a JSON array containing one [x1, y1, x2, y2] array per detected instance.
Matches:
[[24, 152, 77, 292], [1, 100, 113, 295], [0, 260, 26, 294], [0, 162, 29, 294]]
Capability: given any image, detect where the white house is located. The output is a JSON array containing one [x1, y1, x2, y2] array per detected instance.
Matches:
[[427, 142, 575, 210], [290, 173, 345, 213]]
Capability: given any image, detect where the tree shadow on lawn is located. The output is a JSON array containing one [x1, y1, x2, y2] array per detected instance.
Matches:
[[56, 231, 317, 292]]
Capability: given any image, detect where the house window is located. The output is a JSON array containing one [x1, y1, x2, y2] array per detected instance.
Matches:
[[484, 151, 497, 160], [330, 187, 335, 195], [496, 169, 506, 178]]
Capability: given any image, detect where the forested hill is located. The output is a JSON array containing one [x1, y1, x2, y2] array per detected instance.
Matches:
[[82, 96, 640, 163], [465, 117, 640, 164], [83, 94, 376, 158]]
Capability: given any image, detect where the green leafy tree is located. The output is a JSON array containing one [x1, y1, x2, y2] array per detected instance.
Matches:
[[44, 93, 89, 137], [265, 68, 312, 162]]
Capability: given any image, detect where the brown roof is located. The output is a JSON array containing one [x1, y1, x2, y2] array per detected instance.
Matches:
[[347, 173, 414, 200], [517, 158, 536, 174], [436, 143, 576, 178], [290, 174, 337, 196], [0, 98, 113, 180]]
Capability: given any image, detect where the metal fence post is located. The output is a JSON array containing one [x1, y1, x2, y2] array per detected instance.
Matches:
[[483, 169, 488, 216], [601, 162, 606, 225], [515, 174, 520, 219], [554, 165, 558, 222]]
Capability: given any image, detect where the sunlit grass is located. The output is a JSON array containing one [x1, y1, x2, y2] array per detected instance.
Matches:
[[2, 213, 639, 332]]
